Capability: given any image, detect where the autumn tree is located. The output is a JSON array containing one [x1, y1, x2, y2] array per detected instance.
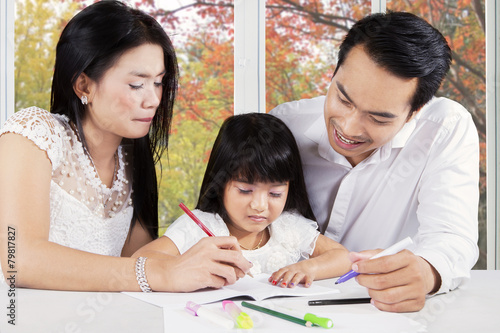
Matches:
[[15, 0, 80, 111], [390, 0, 486, 133], [147, 0, 487, 266], [150, 0, 371, 112], [14, 0, 486, 267], [158, 0, 485, 129], [156, 31, 235, 228]]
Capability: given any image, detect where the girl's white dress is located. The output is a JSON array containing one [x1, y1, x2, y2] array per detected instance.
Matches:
[[0, 107, 133, 282], [164, 209, 320, 276]]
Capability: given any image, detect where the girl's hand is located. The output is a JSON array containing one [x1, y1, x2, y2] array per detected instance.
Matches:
[[268, 261, 317, 288], [266, 235, 351, 289]]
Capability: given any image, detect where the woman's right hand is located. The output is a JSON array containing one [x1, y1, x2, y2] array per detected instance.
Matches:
[[145, 236, 252, 292]]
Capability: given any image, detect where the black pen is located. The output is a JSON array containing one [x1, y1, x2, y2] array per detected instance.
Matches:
[[308, 298, 372, 306]]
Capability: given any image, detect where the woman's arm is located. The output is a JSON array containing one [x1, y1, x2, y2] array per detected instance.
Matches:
[[0, 133, 141, 291], [269, 234, 351, 288], [0, 133, 251, 292], [133, 235, 253, 292], [121, 222, 154, 257]]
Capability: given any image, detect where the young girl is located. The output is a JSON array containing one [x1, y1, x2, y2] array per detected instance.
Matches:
[[136, 113, 351, 288], [0, 0, 250, 292]]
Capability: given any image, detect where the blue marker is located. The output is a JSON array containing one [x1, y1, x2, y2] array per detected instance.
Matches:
[[336, 237, 413, 284]]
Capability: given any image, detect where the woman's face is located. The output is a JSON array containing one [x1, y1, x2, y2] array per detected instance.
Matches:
[[82, 43, 166, 142]]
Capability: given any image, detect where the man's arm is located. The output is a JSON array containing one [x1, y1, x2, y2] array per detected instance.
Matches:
[[350, 104, 479, 312]]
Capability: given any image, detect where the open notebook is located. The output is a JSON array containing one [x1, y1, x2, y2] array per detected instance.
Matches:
[[122, 274, 339, 308]]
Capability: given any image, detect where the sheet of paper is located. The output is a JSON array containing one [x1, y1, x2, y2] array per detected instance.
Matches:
[[122, 274, 339, 308]]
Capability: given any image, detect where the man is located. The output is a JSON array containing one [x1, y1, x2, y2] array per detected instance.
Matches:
[[270, 11, 479, 312]]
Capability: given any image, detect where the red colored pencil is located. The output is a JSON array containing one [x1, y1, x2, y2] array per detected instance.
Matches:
[[179, 202, 254, 278], [179, 202, 215, 237]]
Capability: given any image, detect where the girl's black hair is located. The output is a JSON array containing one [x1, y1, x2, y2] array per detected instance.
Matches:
[[50, 1, 179, 239], [196, 113, 316, 222]]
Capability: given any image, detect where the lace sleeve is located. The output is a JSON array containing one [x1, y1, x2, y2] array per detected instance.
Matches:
[[273, 211, 320, 259], [0, 107, 65, 170]]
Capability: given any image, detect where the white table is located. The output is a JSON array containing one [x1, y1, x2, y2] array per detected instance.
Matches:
[[309, 269, 500, 333], [1, 270, 498, 332]]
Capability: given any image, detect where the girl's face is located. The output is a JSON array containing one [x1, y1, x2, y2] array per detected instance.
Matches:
[[223, 179, 289, 236], [82, 43, 166, 142]]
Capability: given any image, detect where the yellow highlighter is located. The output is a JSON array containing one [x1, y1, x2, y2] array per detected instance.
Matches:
[[222, 300, 254, 329]]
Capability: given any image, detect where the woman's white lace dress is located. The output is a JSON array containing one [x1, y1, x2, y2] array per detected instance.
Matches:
[[0, 107, 133, 282], [165, 209, 320, 276]]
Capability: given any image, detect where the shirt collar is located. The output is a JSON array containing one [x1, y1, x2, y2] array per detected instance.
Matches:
[[391, 116, 417, 148], [305, 116, 352, 167]]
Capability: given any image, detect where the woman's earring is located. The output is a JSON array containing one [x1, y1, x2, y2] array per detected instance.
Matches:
[[81, 95, 88, 105]]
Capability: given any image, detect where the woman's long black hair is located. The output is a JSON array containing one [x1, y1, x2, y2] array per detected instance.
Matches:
[[196, 113, 316, 223], [50, 1, 178, 239]]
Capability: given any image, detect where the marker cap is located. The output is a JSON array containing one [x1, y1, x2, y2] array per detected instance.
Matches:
[[304, 313, 334, 329], [186, 301, 234, 329], [236, 312, 253, 329], [185, 301, 201, 316], [222, 300, 254, 329]]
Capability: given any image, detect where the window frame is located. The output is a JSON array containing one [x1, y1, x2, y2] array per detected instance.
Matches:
[[485, 0, 499, 269], [234, 0, 265, 114], [2, 0, 498, 268], [0, 0, 14, 129], [234, 0, 498, 269]]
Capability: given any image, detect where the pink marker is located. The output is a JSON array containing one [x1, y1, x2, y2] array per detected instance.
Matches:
[[185, 301, 234, 329]]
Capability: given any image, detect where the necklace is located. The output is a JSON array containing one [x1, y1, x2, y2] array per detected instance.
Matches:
[[73, 125, 119, 208], [232, 227, 268, 251], [87, 149, 118, 208]]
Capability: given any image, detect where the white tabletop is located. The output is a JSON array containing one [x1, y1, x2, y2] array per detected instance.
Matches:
[[1, 270, 498, 333]]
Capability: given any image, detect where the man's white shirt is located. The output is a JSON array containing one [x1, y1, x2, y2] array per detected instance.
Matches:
[[270, 96, 479, 293]]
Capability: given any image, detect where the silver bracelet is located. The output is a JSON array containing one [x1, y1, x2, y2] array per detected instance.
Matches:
[[135, 257, 152, 292]]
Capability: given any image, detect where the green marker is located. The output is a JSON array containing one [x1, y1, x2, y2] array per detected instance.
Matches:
[[242, 301, 312, 327]]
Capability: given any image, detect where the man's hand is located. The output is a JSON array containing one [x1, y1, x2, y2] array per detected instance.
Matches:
[[350, 249, 441, 312]]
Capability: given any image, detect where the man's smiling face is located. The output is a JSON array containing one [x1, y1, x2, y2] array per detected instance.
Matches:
[[324, 45, 418, 166]]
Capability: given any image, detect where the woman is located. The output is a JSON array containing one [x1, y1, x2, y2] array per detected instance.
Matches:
[[0, 0, 250, 292]]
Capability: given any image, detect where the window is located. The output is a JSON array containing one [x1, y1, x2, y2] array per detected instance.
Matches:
[[150, 1, 236, 231], [0, 0, 14, 129], [3, 0, 498, 267], [485, 1, 500, 269], [262, 0, 492, 269], [265, 0, 370, 111]]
